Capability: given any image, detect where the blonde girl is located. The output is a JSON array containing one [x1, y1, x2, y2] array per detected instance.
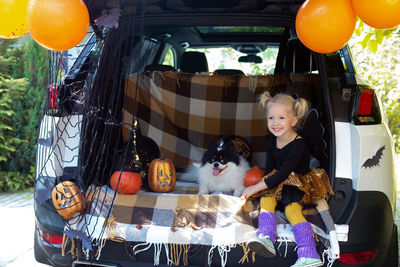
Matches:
[[242, 92, 323, 267]]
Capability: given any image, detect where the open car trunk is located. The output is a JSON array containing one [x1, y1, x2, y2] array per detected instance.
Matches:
[[33, 4, 354, 266]]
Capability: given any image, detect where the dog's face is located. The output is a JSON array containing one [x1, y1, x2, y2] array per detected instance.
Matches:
[[201, 140, 240, 176]]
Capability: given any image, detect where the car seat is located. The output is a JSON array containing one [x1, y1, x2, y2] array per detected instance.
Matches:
[[180, 51, 209, 73], [284, 39, 317, 75], [213, 69, 244, 75], [144, 64, 176, 72]]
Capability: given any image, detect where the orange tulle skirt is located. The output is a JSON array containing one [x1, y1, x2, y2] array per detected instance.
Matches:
[[249, 169, 334, 204]]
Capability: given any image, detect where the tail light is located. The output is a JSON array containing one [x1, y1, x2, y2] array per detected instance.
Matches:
[[338, 249, 379, 264], [49, 83, 58, 109], [355, 87, 381, 124], [39, 230, 63, 245], [357, 88, 374, 116]]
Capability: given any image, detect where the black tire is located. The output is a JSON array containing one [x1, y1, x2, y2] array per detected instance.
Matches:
[[383, 224, 398, 267], [34, 227, 51, 266]]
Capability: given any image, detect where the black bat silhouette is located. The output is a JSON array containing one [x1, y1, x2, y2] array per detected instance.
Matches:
[[362, 145, 385, 168]]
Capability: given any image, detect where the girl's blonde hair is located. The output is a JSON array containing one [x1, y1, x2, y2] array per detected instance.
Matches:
[[259, 91, 309, 132]]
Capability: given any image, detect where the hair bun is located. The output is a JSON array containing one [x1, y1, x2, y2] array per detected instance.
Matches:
[[259, 91, 272, 108]]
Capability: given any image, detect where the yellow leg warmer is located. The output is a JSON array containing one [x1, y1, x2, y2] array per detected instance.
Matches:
[[285, 202, 306, 226], [260, 196, 277, 213]]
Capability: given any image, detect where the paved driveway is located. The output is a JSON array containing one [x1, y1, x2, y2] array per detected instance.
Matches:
[[0, 192, 46, 267]]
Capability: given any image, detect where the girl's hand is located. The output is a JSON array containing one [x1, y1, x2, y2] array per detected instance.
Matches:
[[241, 181, 268, 199]]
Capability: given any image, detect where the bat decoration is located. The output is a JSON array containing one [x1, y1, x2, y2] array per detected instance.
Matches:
[[362, 145, 385, 169], [95, 7, 121, 29]]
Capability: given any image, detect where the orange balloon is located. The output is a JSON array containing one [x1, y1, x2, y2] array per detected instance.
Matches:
[[351, 0, 400, 29], [0, 0, 29, 39], [296, 0, 356, 54], [27, 0, 89, 51]]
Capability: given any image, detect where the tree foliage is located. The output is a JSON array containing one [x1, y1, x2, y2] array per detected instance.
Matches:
[[0, 37, 48, 192], [5, 38, 48, 173], [348, 24, 400, 152], [0, 39, 27, 165], [0, 77, 27, 163]]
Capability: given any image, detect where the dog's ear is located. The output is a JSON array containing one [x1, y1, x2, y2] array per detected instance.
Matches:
[[201, 141, 216, 165], [226, 141, 236, 153], [207, 141, 216, 149], [225, 141, 241, 165]]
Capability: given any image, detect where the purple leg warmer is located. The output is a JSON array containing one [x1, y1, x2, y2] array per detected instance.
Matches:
[[257, 212, 277, 243], [292, 222, 320, 259]]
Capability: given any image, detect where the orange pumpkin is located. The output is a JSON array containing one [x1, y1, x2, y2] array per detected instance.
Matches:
[[110, 171, 142, 194], [244, 166, 265, 187], [148, 152, 176, 193], [52, 181, 86, 220]]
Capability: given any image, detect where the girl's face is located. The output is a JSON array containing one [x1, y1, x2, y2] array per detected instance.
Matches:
[[267, 102, 298, 139]]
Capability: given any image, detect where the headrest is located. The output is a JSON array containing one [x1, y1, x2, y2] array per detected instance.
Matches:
[[180, 51, 209, 73], [285, 39, 317, 74], [145, 64, 176, 72], [213, 69, 244, 75]]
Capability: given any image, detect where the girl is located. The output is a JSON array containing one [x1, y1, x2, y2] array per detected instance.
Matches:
[[241, 92, 323, 267]]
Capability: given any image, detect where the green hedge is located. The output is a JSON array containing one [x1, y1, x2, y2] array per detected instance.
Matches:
[[0, 37, 48, 193]]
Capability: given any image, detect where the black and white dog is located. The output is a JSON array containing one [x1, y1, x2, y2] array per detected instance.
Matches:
[[182, 136, 251, 196]]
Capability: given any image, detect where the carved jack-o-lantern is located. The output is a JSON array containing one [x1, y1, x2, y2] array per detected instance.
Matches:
[[52, 181, 86, 220], [148, 152, 176, 193]]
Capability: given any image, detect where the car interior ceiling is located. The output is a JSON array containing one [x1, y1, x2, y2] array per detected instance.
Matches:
[[144, 25, 287, 46]]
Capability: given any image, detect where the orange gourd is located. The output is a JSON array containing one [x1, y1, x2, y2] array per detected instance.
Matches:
[[52, 181, 86, 220], [110, 171, 142, 194], [148, 152, 176, 193], [244, 166, 265, 187]]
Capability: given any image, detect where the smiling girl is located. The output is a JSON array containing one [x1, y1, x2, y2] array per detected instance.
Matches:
[[242, 92, 323, 267]]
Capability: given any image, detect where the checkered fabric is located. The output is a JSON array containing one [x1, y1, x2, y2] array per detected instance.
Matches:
[[110, 185, 258, 246], [123, 71, 319, 170], [66, 183, 338, 249]]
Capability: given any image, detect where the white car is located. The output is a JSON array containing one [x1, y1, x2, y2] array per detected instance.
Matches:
[[34, 1, 397, 266]]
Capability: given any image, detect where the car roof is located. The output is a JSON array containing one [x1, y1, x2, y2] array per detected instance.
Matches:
[[86, 1, 304, 51], [84, 0, 304, 22]]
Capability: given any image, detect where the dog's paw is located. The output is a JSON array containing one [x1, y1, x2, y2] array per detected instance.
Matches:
[[198, 187, 209, 195], [233, 188, 244, 197]]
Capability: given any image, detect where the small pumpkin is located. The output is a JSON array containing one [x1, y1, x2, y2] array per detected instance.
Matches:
[[110, 171, 142, 194], [148, 152, 176, 193], [52, 181, 86, 220], [244, 166, 265, 187]]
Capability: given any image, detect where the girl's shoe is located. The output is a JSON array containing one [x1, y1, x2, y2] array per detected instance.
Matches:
[[247, 234, 276, 258], [290, 257, 323, 267]]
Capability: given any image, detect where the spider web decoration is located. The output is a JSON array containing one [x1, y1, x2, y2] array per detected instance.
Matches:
[[34, 0, 150, 258]]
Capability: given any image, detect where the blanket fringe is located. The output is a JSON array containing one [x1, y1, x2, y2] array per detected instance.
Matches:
[[169, 243, 191, 266], [131, 242, 176, 266], [322, 247, 339, 267], [95, 236, 107, 260], [207, 245, 235, 267], [208, 245, 216, 266], [154, 243, 162, 265], [61, 234, 77, 258], [277, 236, 292, 258], [218, 245, 231, 267], [238, 243, 256, 264], [238, 243, 250, 264], [61, 234, 67, 256]]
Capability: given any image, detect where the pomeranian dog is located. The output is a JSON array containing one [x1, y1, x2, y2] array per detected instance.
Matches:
[[182, 136, 251, 196]]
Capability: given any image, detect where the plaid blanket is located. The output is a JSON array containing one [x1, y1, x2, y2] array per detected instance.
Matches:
[[122, 71, 319, 170], [64, 182, 345, 266]]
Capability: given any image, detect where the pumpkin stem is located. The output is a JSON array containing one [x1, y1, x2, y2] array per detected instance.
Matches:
[[160, 152, 166, 160]]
